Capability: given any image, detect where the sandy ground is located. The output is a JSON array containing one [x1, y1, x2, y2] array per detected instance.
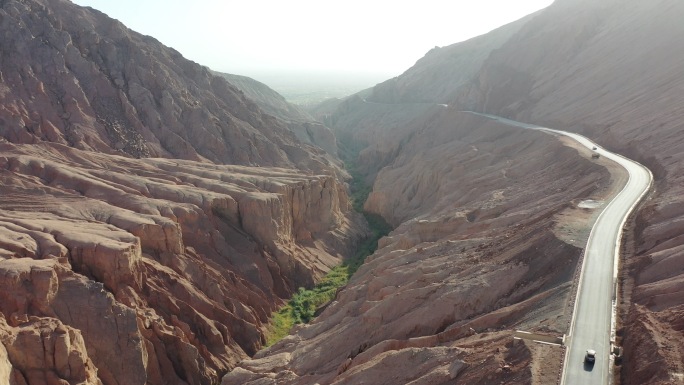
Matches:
[[529, 341, 565, 385]]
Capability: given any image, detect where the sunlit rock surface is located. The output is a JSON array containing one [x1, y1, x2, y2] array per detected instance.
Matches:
[[0, 142, 363, 384]]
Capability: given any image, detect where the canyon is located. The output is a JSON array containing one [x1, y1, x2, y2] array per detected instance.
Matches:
[[231, 0, 684, 384], [0, 141, 363, 385], [0, 0, 364, 383], [1, 0, 683, 384], [225, 110, 619, 384]]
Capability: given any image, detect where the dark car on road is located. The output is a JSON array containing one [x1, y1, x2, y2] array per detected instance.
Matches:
[[585, 349, 596, 364]]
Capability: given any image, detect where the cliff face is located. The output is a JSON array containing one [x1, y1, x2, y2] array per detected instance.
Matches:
[[0, 0, 365, 384], [0, 141, 363, 384], [0, 313, 102, 385]]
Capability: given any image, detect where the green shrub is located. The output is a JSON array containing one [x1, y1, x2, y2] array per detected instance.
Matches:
[[264, 164, 391, 345], [264, 305, 295, 347]]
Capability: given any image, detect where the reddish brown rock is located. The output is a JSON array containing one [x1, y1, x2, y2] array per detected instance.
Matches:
[[0, 0, 338, 176], [223, 112, 610, 384], [316, 0, 684, 381], [0, 315, 102, 385], [450, 0, 684, 380], [215, 72, 340, 157], [0, 0, 366, 383], [9, 0, 684, 383], [0, 141, 363, 384]]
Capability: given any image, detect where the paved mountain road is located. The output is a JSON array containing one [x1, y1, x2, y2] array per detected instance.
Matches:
[[470, 112, 652, 385]]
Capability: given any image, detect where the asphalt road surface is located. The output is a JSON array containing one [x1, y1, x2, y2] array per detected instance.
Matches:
[[470, 112, 652, 385]]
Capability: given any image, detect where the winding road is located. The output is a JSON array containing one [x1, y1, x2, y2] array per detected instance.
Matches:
[[470, 112, 652, 385]]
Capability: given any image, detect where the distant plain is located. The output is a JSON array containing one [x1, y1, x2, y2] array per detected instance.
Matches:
[[242, 70, 391, 105]]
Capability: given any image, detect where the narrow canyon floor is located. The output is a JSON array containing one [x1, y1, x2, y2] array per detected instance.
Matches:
[[224, 112, 631, 385]]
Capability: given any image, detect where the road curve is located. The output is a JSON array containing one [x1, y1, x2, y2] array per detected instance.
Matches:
[[469, 112, 652, 385]]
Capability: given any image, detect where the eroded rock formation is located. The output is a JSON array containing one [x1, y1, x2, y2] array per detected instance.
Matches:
[[0, 313, 102, 385], [0, 141, 363, 384], [223, 113, 613, 384]]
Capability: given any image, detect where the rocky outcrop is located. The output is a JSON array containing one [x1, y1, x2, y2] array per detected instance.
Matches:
[[620, 304, 684, 385], [0, 314, 102, 385], [0, 258, 142, 385], [0, 139, 363, 385]]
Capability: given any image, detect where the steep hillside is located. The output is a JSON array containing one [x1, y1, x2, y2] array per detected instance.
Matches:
[[454, 0, 684, 382], [319, 15, 529, 180], [229, 0, 684, 383], [367, 13, 534, 104], [0, 0, 336, 173], [327, 95, 436, 180], [215, 73, 313, 123], [0, 0, 365, 384], [215, 72, 339, 156]]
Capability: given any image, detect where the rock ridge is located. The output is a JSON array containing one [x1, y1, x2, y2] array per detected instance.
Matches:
[[0, 0, 338, 175], [0, 141, 364, 384]]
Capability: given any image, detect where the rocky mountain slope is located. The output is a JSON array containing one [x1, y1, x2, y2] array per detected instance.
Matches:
[[367, 13, 534, 105], [0, 141, 362, 385], [226, 0, 684, 384], [318, 15, 533, 182], [224, 111, 616, 385], [453, 0, 684, 383], [215, 72, 338, 156], [0, 0, 364, 384], [0, 0, 336, 173]]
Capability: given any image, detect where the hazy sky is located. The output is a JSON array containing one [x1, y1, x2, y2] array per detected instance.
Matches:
[[72, 0, 553, 78]]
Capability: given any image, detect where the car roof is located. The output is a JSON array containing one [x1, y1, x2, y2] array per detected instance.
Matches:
[[587, 349, 596, 355]]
